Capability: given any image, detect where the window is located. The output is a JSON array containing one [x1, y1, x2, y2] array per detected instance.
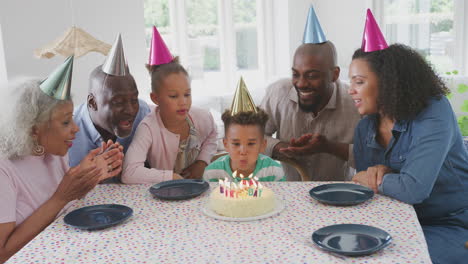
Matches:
[[379, 0, 464, 74], [144, 0, 275, 96]]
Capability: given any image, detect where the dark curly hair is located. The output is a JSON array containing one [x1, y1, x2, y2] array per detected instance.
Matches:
[[221, 107, 269, 136], [146, 56, 189, 93], [352, 44, 449, 121]]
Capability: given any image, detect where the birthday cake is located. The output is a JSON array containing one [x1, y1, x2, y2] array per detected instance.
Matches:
[[209, 175, 276, 218]]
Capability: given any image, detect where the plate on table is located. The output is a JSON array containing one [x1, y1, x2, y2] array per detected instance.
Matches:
[[309, 183, 374, 206], [202, 199, 285, 222], [312, 224, 392, 256], [149, 179, 209, 200], [64, 204, 133, 231]]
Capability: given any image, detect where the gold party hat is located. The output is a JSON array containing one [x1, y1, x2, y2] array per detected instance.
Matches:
[[230, 77, 258, 115]]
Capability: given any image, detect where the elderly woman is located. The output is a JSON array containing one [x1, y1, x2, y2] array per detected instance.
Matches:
[[0, 59, 123, 262], [348, 44, 468, 263]]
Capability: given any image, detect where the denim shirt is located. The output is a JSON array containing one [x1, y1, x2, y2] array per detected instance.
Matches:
[[69, 99, 151, 167], [354, 97, 468, 225]]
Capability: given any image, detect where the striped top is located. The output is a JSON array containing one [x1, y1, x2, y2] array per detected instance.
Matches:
[[203, 154, 285, 182]]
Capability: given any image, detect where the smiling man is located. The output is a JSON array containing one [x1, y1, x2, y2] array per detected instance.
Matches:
[[260, 41, 360, 181], [69, 35, 150, 182], [260, 7, 360, 181]]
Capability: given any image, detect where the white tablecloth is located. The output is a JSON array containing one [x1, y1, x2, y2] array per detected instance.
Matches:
[[8, 182, 432, 263]]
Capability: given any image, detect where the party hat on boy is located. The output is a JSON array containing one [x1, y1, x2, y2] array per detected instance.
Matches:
[[102, 34, 128, 76], [230, 77, 258, 115], [303, 6, 327, 44], [361, 9, 388, 52], [149, 25, 173, 66], [39, 55, 74, 100]]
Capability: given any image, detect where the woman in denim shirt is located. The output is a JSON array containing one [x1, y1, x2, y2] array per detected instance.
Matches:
[[348, 44, 468, 263]]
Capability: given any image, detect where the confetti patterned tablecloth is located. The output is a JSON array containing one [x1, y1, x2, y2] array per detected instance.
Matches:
[[8, 182, 432, 264]]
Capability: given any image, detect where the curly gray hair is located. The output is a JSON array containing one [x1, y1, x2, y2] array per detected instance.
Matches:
[[0, 78, 70, 159]]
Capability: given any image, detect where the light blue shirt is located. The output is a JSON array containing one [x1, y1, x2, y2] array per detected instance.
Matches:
[[69, 99, 151, 167], [354, 97, 468, 225]]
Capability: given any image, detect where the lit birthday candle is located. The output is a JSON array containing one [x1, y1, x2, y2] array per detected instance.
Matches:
[[232, 182, 238, 198], [248, 173, 253, 186], [253, 181, 258, 197], [258, 182, 263, 197], [224, 180, 230, 197], [232, 170, 237, 182], [219, 179, 224, 193], [240, 173, 246, 185], [230, 182, 235, 198]]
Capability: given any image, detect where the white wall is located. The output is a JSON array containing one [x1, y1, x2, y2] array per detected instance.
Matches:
[[0, 0, 148, 105], [0, 24, 7, 87], [0, 0, 374, 104], [271, 0, 291, 79]]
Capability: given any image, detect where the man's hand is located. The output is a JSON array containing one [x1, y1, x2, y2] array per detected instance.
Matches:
[[98, 140, 124, 181], [279, 133, 329, 157], [181, 160, 208, 179], [352, 165, 392, 193], [80, 141, 124, 182]]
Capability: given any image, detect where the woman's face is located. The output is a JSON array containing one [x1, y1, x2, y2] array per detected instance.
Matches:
[[150, 72, 192, 122], [35, 101, 79, 156], [348, 58, 379, 115]]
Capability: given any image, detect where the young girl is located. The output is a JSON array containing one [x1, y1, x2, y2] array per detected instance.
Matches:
[[121, 58, 218, 183]]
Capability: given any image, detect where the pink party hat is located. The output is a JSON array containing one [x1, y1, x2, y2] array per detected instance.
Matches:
[[149, 26, 173, 66], [361, 9, 388, 52]]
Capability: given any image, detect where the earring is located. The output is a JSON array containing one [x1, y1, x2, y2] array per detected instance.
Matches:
[[33, 138, 45, 156]]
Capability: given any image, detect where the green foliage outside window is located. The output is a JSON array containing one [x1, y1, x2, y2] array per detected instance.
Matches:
[[446, 70, 468, 136], [144, 0, 169, 29]]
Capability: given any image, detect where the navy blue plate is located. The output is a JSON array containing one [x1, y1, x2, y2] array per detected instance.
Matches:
[[64, 204, 133, 230], [312, 224, 392, 256], [149, 179, 209, 200], [309, 183, 374, 206]]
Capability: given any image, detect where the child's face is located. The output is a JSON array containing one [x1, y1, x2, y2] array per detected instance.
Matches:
[[150, 72, 191, 122], [223, 124, 266, 175]]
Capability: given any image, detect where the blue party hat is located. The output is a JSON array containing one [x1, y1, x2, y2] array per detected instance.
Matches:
[[303, 6, 327, 44]]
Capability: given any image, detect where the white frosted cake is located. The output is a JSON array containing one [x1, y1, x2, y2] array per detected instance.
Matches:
[[209, 185, 276, 218]]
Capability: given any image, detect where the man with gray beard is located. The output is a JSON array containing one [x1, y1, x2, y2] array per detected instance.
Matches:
[[69, 35, 150, 182]]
